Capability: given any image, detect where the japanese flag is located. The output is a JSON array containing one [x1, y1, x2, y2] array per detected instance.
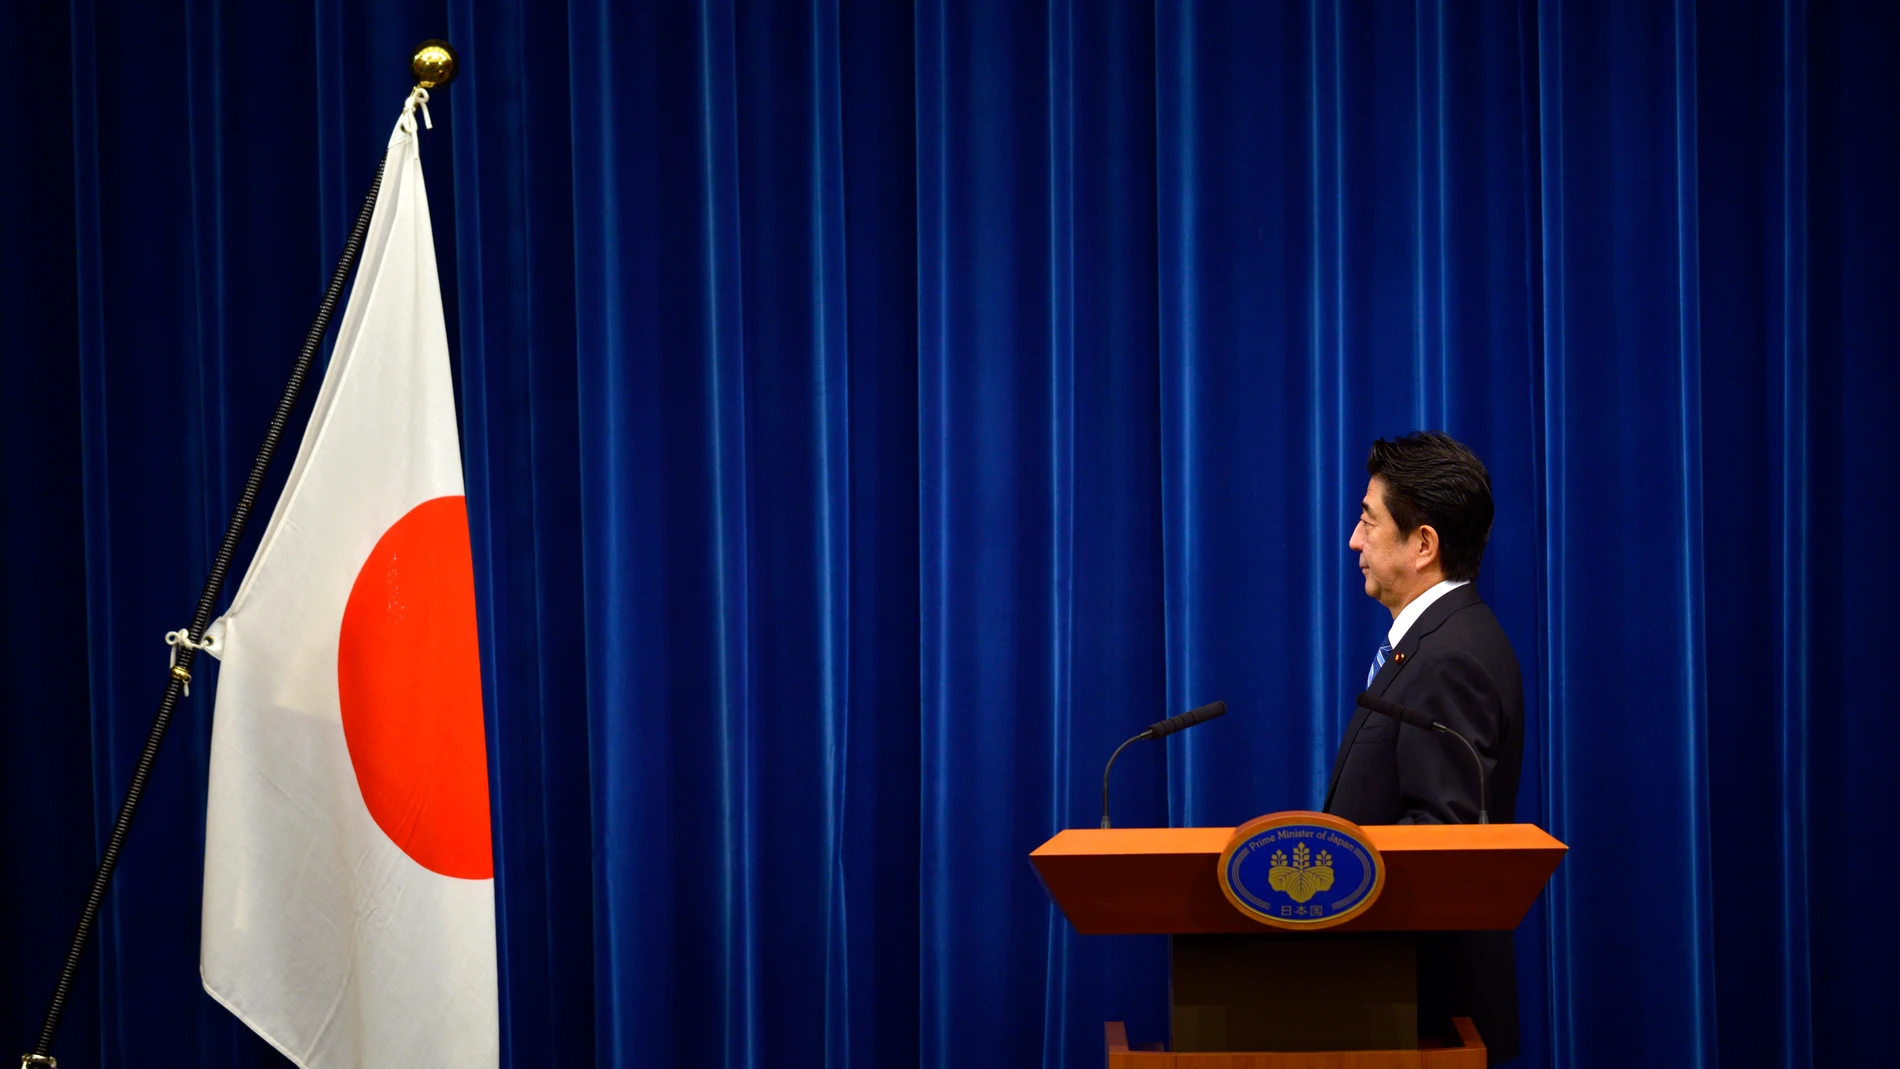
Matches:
[[199, 100, 497, 1068]]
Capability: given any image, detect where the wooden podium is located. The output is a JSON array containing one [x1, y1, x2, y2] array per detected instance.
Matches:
[[1031, 821, 1566, 1067]]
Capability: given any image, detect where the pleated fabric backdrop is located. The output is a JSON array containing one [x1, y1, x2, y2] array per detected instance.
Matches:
[[2, 1, 1894, 1067]]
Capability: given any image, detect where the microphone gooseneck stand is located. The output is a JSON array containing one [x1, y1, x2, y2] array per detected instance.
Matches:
[[1355, 691, 1489, 824], [1100, 733, 1148, 829], [1100, 701, 1228, 829], [1436, 728, 1488, 825]]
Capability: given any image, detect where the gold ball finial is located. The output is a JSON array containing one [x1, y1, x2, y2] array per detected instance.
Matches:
[[411, 39, 458, 89]]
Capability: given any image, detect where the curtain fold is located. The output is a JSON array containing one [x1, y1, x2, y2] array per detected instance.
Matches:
[[1535, 2, 1721, 1062], [3, 2, 1895, 1067]]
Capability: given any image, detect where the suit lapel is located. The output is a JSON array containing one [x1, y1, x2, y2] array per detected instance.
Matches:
[[1322, 706, 1372, 809], [1322, 584, 1484, 811], [1324, 655, 1397, 809]]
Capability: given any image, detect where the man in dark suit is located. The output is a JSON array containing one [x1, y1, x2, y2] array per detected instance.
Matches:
[[1323, 431, 1524, 1066]]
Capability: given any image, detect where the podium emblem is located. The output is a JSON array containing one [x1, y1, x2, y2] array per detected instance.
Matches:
[[1217, 811, 1385, 930]]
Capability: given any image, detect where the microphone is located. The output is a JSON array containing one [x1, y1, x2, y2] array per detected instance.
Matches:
[[1354, 692, 1489, 824], [1143, 699, 1228, 740], [1101, 701, 1227, 829], [1356, 693, 1436, 731]]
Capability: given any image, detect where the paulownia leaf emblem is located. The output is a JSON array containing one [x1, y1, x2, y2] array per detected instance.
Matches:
[[1266, 842, 1335, 904]]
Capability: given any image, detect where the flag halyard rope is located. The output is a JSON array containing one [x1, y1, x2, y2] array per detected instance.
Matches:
[[401, 85, 433, 132]]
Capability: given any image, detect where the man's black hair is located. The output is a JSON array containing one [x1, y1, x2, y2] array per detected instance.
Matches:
[[1366, 431, 1493, 582]]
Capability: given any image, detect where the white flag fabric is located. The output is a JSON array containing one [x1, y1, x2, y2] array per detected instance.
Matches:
[[200, 100, 497, 1069]]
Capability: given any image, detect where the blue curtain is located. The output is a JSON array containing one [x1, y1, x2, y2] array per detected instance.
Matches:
[[2, 1, 1894, 1067]]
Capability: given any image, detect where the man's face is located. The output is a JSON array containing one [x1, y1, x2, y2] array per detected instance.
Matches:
[[1349, 476, 1426, 614]]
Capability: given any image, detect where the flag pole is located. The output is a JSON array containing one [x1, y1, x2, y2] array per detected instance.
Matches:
[[21, 42, 458, 1069]]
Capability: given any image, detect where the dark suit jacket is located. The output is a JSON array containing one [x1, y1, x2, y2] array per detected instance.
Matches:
[[1323, 584, 1525, 1065]]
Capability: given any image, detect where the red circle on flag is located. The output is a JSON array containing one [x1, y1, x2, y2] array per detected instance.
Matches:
[[338, 495, 493, 879]]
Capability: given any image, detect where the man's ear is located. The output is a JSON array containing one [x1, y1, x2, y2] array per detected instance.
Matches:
[[1413, 524, 1441, 573]]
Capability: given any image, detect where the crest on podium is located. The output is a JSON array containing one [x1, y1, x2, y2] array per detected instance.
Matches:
[[1217, 811, 1385, 930]]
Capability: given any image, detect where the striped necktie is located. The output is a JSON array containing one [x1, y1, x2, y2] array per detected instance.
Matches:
[[1366, 643, 1392, 688]]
